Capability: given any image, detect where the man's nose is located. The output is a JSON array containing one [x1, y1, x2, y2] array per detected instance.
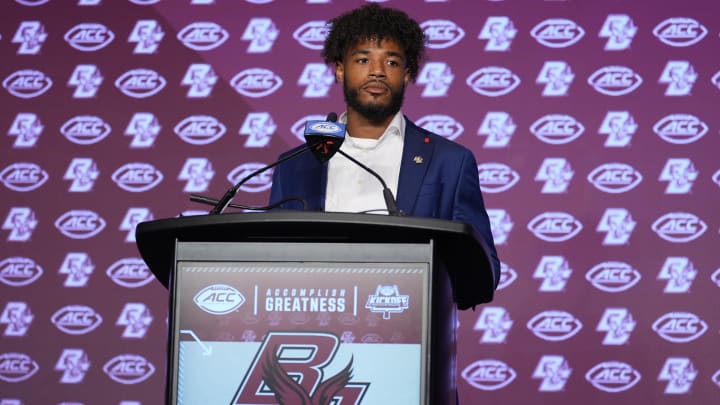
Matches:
[[368, 60, 386, 78]]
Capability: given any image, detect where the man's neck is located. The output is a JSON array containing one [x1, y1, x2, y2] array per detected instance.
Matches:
[[345, 109, 395, 139]]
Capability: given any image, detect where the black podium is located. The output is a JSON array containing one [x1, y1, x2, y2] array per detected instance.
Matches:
[[136, 211, 496, 405]]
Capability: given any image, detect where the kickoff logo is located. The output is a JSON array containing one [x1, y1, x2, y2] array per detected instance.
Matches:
[[585, 361, 641, 393], [420, 19, 465, 49], [3, 69, 52, 98], [0, 163, 48, 192], [461, 359, 517, 391], [0, 257, 43, 287]]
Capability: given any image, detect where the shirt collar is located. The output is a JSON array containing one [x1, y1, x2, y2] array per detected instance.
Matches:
[[338, 110, 405, 145]]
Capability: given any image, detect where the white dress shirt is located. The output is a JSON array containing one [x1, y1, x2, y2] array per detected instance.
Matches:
[[325, 111, 405, 214]]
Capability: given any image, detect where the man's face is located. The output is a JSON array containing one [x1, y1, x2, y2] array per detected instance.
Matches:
[[335, 38, 410, 123]]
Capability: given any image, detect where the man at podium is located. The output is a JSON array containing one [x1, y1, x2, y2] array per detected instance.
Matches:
[[269, 3, 500, 289]]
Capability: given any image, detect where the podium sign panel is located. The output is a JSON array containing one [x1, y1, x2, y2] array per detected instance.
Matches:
[[169, 241, 434, 404]]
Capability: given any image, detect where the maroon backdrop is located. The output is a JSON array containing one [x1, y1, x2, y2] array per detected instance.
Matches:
[[1, 0, 719, 404]]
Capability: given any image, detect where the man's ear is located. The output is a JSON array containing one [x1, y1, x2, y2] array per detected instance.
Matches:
[[334, 62, 344, 83]]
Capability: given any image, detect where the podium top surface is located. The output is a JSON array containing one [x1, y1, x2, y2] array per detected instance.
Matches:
[[135, 211, 496, 308]]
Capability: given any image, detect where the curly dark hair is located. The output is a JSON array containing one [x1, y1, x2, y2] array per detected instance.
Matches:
[[321, 3, 427, 82]]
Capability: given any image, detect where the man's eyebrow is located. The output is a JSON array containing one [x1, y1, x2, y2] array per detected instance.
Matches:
[[349, 49, 405, 59]]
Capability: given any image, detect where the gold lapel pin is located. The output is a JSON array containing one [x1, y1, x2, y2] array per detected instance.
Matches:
[[413, 156, 423, 164]]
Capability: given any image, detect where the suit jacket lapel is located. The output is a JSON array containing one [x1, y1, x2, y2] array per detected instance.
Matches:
[[397, 119, 434, 214]]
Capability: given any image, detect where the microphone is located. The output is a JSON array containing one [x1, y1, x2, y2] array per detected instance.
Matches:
[[303, 112, 345, 163], [318, 114, 402, 216], [194, 113, 344, 215]]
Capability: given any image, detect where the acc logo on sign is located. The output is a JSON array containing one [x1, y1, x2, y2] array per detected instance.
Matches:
[[54, 209, 106, 239], [531, 18, 585, 48], [651, 212, 707, 243], [0, 352, 39, 382], [653, 17, 707, 47], [421, 19, 465, 49], [652, 312, 708, 343], [587, 163, 643, 194], [585, 361, 641, 393], [530, 114, 584, 145], [174, 115, 226, 145], [111, 163, 164, 192], [585, 261, 641, 293], [587, 66, 642, 96], [466, 67, 521, 97], [653, 113, 708, 144], [477, 163, 520, 193], [417, 114, 463, 141], [103, 354, 155, 384], [0, 257, 43, 287], [64, 23, 115, 51], [106, 258, 154, 288], [3, 69, 53, 99], [527, 212, 583, 242], [194, 284, 245, 314], [292, 20, 329, 50], [177, 22, 229, 51], [51, 305, 103, 335], [115, 68, 166, 98], [527, 310, 583, 341], [231, 68, 283, 98], [0, 163, 49, 192], [461, 359, 516, 390], [61, 115, 112, 145]]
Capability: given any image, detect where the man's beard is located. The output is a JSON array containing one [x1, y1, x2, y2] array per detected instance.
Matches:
[[343, 81, 405, 125]]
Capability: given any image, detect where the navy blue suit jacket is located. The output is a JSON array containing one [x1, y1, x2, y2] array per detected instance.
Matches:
[[269, 117, 500, 307]]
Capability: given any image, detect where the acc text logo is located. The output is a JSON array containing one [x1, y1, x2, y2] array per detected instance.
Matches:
[[103, 354, 155, 384], [231, 68, 283, 98], [228, 163, 273, 193], [466, 67, 521, 97], [652, 212, 706, 243], [588, 66, 642, 96], [54, 209, 106, 239], [111, 163, 163, 192], [115, 68, 166, 98], [527, 212, 582, 242], [178, 21, 230, 51], [0, 352, 39, 382], [653, 17, 707, 47], [3, 69, 53, 98], [587, 163, 643, 194], [64, 23, 115, 51], [530, 114, 584, 145], [421, 19, 465, 49], [194, 284, 245, 314], [61, 115, 112, 145], [0, 163, 49, 192], [0, 257, 43, 287], [653, 113, 708, 144], [585, 261, 641, 293], [106, 258, 154, 288], [416, 114, 463, 141], [477, 163, 520, 193], [527, 310, 582, 341], [585, 361, 641, 393], [461, 359, 516, 391], [51, 305, 103, 335], [652, 312, 707, 343], [531, 18, 585, 48]]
